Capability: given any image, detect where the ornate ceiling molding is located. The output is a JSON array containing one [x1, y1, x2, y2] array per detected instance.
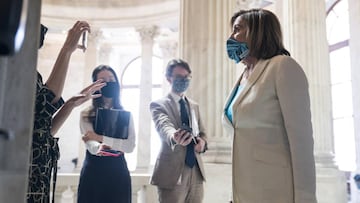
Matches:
[[41, 1, 179, 31], [43, 0, 172, 8]]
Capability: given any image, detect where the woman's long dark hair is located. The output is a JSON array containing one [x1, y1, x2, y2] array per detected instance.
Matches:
[[88, 65, 123, 124], [230, 9, 290, 59]]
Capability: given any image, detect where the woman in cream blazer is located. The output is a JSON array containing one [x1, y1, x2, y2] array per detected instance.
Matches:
[[224, 9, 317, 203]]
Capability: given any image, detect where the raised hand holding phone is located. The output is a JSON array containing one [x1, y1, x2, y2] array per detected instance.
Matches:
[[173, 125, 194, 146]]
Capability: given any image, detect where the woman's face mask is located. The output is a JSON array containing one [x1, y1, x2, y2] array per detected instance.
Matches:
[[226, 38, 249, 63], [172, 77, 190, 93], [101, 82, 119, 98]]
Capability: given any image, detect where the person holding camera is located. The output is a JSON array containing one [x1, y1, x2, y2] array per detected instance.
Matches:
[[149, 59, 207, 203], [27, 21, 107, 203]]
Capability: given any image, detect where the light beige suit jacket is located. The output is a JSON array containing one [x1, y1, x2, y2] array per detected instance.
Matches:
[[150, 93, 206, 189], [222, 55, 317, 203]]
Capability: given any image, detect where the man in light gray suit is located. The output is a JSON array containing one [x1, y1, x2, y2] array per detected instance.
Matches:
[[150, 59, 207, 203]]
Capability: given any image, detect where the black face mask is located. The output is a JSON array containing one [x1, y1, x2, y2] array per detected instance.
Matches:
[[101, 82, 119, 98]]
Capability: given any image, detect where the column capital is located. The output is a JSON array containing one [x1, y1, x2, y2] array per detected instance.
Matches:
[[88, 29, 105, 44], [98, 43, 113, 64], [157, 29, 178, 58], [158, 40, 178, 58], [136, 25, 159, 43]]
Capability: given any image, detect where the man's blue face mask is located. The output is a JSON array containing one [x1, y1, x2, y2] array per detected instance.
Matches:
[[226, 38, 249, 63], [172, 77, 190, 93]]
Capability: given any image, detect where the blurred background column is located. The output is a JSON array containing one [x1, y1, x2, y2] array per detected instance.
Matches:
[[158, 33, 178, 94], [98, 43, 113, 65], [76, 29, 104, 171], [136, 25, 158, 172], [282, 0, 347, 202], [179, 0, 238, 202], [180, 0, 237, 164], [83, 29, 103, 83], [0, 0, 39, 202]]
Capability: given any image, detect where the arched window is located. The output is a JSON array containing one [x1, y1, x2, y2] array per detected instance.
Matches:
[[326, 0, 355, 171], [120, 56, 164, 170]]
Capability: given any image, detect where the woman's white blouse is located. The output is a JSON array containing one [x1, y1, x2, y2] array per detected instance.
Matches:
[[80, 113, 136, 155]]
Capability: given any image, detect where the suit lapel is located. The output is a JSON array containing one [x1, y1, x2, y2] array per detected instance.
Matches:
[[166, 93, 182, 127], [231, 59, 270, 114]]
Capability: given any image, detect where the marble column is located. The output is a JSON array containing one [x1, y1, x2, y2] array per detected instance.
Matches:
[[180, 0, 238, 164], [180, 0, 239, 202], [282, 0, 347, 202], [76, 29, 103, 172], [348, 0, 360, 202], [98, 43, 113, 65], [81, 29, 104, 85], [135, 25, 158, 172], [0, 1, 40, 202]]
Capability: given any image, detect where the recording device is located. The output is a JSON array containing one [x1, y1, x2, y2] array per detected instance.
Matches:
[[180, 124, 197, 144], [80, 31, 87, 52]]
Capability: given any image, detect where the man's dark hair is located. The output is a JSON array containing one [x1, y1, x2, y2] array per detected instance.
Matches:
[[165, 59, 192, 78]]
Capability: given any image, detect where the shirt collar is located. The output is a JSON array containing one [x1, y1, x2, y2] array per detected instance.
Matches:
[[170, 92, 185, 102]]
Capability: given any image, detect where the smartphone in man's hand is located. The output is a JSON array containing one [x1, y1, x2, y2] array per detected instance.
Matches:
[[180, 124, 192, 133], [180, 124, 197, 144]]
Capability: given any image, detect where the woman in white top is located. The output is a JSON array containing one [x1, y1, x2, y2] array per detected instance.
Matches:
[[77, 65, 136, 203]]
